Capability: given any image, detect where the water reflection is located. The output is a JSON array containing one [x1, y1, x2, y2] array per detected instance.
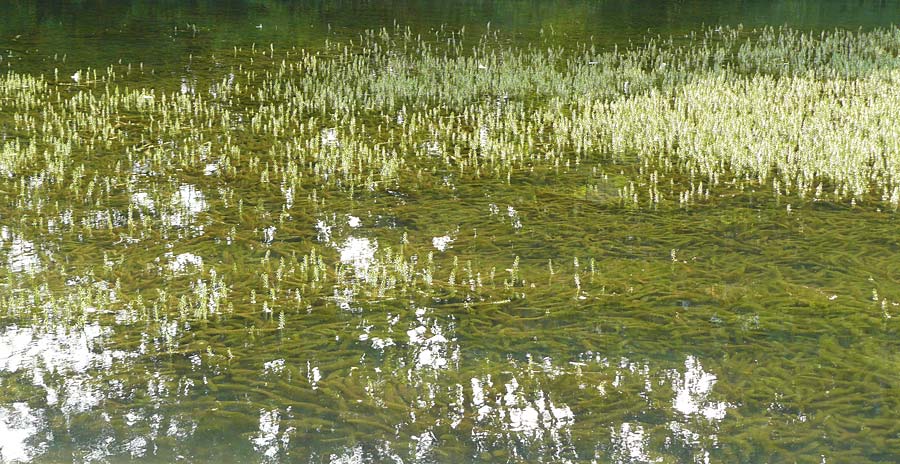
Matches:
[[5, 232, 41, 275], [672, 356, 730, 421], [432, 235, 453, 251], [611, 422, 651, 463], [165, 183, 207, 231], [406, 307, 454, 371], [0, 322, 128, 460], [251, 408, 293, 460], [130, 191, 155, 212], [0, 295, 889, 463], [168, 252, 203, 273], [338, 237, 377, 276], [0, 402, 47, 463], [3, 1, 900, 461]]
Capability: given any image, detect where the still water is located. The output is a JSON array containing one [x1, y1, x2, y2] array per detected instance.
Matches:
[[2, 1, 900, 462]]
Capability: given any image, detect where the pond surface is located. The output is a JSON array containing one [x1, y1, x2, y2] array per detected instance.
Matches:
[[2, 1, 900, 462]]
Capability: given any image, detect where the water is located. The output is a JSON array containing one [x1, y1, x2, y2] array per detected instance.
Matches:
[[2, 1, 900, 462]]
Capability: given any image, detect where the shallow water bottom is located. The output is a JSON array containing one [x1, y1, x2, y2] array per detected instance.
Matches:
[[2, 182, 900, 463]]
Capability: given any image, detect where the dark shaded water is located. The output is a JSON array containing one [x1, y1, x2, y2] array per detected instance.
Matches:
[[2, 1, 900, 463], [4, 0, 900, 66]]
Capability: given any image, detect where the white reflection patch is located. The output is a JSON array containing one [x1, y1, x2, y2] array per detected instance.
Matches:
[[502, 377, 574, 436], [174, 184, 206, 214], [0, 323, 134, 422], [308, 361, 321, 390], [327, 442, 405, 464], [672, 356, 730, 420], [0, 323, 106, 376], [406, 325, 449, 370], [165, 184, 207, 229], [329, 445, 363, 464], [61, 376, 102, 414], [412, 431, 435, 461], [611, 422, 653, 463], [338, 237, 377, 276], [370, 337, 394, 351], [125, 436, 147, 458], [168, 252, 203, 273], [471, 378, 492, 421], [321, 128, 339, 147], [0, 403, 47, 462], [263, 359, 285, 375], [7, 235, 41, 274], [431, 235, 453, 252], [131, 191, 155, 212], [263, 226, 276, 244], [251, 409, 293, 459], [315, 219, 332, 242]]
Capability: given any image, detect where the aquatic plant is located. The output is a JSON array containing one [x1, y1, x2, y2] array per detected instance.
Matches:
[[3, 25, 900, 463]]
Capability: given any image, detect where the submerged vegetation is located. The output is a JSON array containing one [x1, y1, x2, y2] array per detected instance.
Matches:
[[6, 27, 900, 209], [4, 25, 900, 319], [3, 25, 900, 462]]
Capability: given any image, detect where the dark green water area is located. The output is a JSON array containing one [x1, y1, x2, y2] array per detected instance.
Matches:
[[4, 1, 900, 462]]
